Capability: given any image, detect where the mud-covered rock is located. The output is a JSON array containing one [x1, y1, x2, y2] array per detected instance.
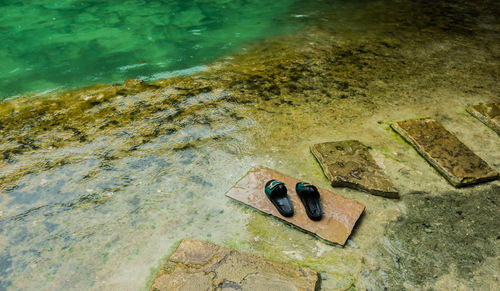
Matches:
[[391, 118, 499, 187]]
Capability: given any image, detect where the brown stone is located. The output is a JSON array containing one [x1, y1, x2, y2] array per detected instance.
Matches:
[[310, 140, 399, 198], [151, 238, 320, 291], [391, 118, 499, 187], [467, 102, 500, 135], [225, 166, 365, 246]]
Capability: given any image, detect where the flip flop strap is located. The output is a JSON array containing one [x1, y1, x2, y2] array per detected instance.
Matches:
[[297, 182, 317, 193], [268, 180, 283, 189]]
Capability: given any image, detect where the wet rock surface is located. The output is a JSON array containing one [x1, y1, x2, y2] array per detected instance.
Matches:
[[226, 166, 365, 246], [311, 140, 398, 198], [151, 238, 320, 291], [392, 118, 499, 187], [373, 185, 500, 290], [467, 102, 500, 135]]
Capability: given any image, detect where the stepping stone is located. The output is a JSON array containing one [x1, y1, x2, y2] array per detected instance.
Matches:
[[467, 102, 500, 135], [310, 140, 399, 198], [391, 118, 499, 187], [151, 238, 320, 291], [225, 166, 365, 246]]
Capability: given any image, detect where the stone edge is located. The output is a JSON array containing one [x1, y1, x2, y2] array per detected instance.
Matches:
[[466, 105, 500, 136]]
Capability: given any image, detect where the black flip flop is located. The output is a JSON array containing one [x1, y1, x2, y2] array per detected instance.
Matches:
[[264, 180, 294, 217], [296, 182, 322, 221]]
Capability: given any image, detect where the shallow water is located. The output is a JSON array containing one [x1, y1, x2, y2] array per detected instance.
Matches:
[[1, 0, 500, 290], [0, 0, 301, 100]]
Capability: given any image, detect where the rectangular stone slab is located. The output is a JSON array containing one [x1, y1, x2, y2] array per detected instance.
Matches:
[[391, 118, 499, 187], [225, 166, 365, 246], [151, 238, 320, 291], [467, 102, 500, 135], [311, 140, 399, 198]]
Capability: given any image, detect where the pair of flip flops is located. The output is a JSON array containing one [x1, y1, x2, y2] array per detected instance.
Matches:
[[264, 180, 322, 221]]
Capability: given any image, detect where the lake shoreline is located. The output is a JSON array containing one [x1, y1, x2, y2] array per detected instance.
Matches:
[[1, 0, 499, 290]]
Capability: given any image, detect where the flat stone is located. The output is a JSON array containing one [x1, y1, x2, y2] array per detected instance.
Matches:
[[310, 140, 399, 198], [391, 118, 499, 187], [467, 102, 500, 135], [151, 238, 320, 291], [225, 166, 365, 246]]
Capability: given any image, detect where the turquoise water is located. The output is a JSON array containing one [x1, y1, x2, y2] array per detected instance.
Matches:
[[0, 0, 300, 100]]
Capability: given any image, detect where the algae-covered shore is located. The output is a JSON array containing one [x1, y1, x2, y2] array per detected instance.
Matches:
[[1, 0, 499, 290]]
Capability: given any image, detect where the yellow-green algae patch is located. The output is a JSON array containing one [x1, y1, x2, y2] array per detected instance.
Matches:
[[1, 0, 500, 290], [142, 239, 182, 291]]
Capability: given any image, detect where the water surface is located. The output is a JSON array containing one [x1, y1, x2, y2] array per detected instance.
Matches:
[[0, 0, 301, 100]]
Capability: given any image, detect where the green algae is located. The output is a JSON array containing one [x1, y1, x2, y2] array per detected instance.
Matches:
[[231, 211, 362, 290], [142, 239, 183, 291]]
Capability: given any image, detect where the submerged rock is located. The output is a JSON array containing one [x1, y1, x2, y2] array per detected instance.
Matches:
[[311, 140, 398, 198], [151, 238, 320, 291], [391, 118, 499, 187], [377, 185, 500, 289]]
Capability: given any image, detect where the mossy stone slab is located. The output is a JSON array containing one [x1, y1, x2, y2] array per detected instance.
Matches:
[[391, 118, 499, 187], [311, 140, 398, 198], [225, 166, 365, 246], [467, 102, 500, 135], [151, 238, 320, 291]]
